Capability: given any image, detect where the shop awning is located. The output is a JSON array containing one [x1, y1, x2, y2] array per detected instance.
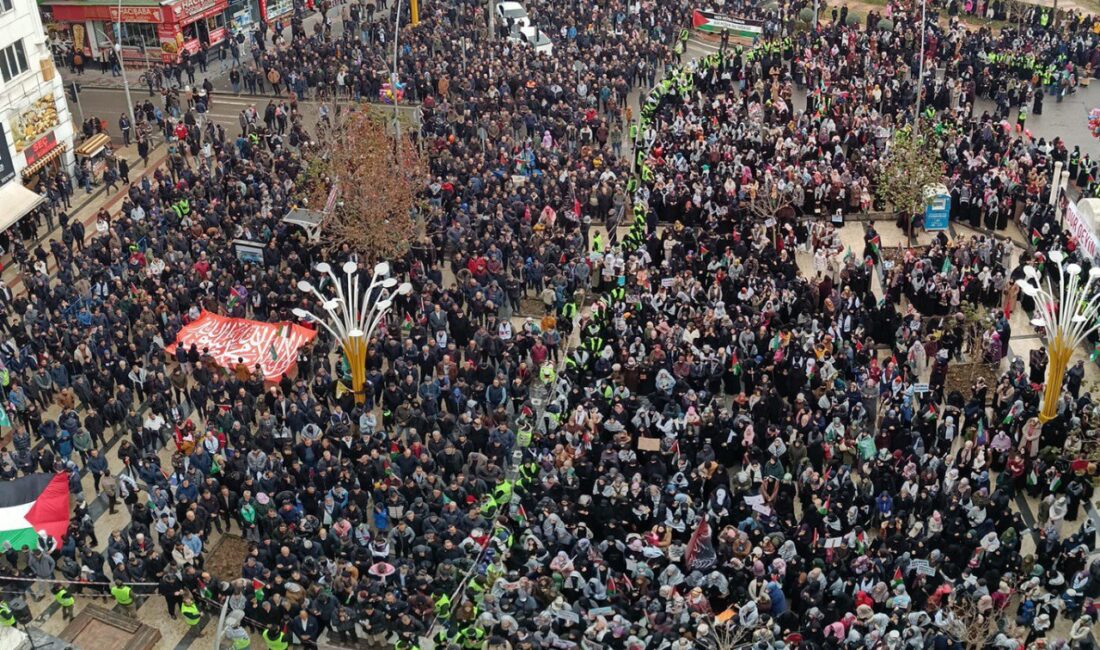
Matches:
[[0, 183, 46, 234], [75, 133, 111, 158], [21, 144, 67, 178]]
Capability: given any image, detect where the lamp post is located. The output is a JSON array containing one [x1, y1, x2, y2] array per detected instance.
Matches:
[[292, 260, 411, 404], [114, 0, 137, 140], [913, 0, 927, 133], [1015, 250, 1100, 422]]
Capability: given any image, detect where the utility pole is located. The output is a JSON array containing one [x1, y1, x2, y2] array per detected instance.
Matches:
[[70, 81, 84, 124], [390, 0, 403, 146], [114, 0, 138, 141], [488, 0, 495, 40]]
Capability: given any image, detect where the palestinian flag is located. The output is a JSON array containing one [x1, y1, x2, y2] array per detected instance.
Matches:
[[1031, 228, 1043, 246], [868, 234, 881, 258], [0, 473, 70, 551], [691, 9, 763, 37], [891, 567, 904, 588]]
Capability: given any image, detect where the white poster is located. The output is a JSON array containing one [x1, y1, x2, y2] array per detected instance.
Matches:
[[1064, 200, 1100, 262]]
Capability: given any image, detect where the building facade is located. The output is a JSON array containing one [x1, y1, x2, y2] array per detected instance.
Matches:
[[40, 0, 296, 65], [0, 0, 73, 237]]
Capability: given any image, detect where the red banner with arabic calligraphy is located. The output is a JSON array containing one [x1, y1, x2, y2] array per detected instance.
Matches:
[[166, 311, 317, 380]]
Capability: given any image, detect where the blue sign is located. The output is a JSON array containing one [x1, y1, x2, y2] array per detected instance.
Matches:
[[925, 193, 951, 231]]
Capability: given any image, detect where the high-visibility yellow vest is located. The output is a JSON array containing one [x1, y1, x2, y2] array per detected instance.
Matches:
[[262, 630, 288, 650], [55, 589, 74, 608], [111, 585, 133, 605], [181, 602, 201, 625], [0, 604, 14, 626]]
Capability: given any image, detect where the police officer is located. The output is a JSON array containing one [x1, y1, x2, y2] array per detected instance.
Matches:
[[52, 584, 75, 620], [111, 579, 135, 617], [180, 595, 201, 627], [0, 601, 14, 627], [262, 626, 288, 650]]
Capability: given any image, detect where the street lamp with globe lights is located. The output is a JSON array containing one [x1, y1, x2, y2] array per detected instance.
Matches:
[[292, 260, 411, 404], [1015, 250, 1100, 422]]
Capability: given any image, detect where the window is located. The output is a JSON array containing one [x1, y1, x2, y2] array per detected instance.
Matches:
[[0, 0, 13, 13], [0, 40, 29, 83], [207, 13, 225, 32], [118, 23, 158, 49]]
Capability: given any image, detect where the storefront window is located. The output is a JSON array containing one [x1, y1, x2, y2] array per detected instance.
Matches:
[[267, 0, 292, 20], [118, 23, 158, 49], [207, 13, 226, 31]]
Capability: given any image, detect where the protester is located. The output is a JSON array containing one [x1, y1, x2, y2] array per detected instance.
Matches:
[[1, 0, 1098, 648]]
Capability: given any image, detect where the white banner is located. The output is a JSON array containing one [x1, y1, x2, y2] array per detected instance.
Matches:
[[1064, 200, 1100, 262]]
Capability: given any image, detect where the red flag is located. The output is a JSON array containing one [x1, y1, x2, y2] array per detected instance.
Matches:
[[574, 198, 582, 220], [685, 516, 717, 570]]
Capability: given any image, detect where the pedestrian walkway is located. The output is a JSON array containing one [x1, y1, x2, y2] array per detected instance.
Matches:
[[0, 138, 168, 297]]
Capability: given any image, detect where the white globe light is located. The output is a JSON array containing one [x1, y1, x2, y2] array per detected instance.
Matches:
[[376, 299, 393, 311], [382, 277, 398, 288], [398, 282, 413, 295], [292, 308, 308, 318], [1049, 250, 1065, 264], [323, 300, 340, 311], [1023, 266, 1040, 280], [348, 328, 364, 338], [1066, 263, 1082, 276], [374, 261, 391, 277], [343, 261, 358, 275], [1030, 318, 1046, 328], [1090, 267, 1100, 279], [1019, 283, 1039, 297], [315, 262, 332, 274], [297, 280, 314, 292]]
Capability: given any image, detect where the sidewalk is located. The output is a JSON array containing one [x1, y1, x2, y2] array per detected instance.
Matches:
[[1, 137, 169, 296]]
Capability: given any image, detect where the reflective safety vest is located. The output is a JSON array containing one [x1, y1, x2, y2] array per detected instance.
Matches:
[[262, 630, 288, 650], [539, 363, 556, 384], [181, 601, 201, 625], [54, 588, 74, 608], [493, 480, 514, 504], [460, 626, 486, 649], [229, 630, 251, 650], [480, 495, 498, 516], [434, 593, 451, 618], [585, 337, 604, 353], [591, 232, 603, 253], [0, 603, 14, 626], [560, 302, 577, 318], [111, 585, 133, 605]]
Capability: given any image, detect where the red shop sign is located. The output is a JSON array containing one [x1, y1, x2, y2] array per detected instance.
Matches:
[[24, 132, 58, 166], [174, 0, 226, 20]]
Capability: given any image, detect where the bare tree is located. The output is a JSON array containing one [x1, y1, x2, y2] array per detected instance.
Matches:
[[942, 595, 1023, 650], [300, 109, 427, 263], [699, 616, 754, 650]]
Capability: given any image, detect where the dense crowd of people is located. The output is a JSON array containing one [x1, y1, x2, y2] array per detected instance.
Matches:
[[5, 0, 1100, 648]]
